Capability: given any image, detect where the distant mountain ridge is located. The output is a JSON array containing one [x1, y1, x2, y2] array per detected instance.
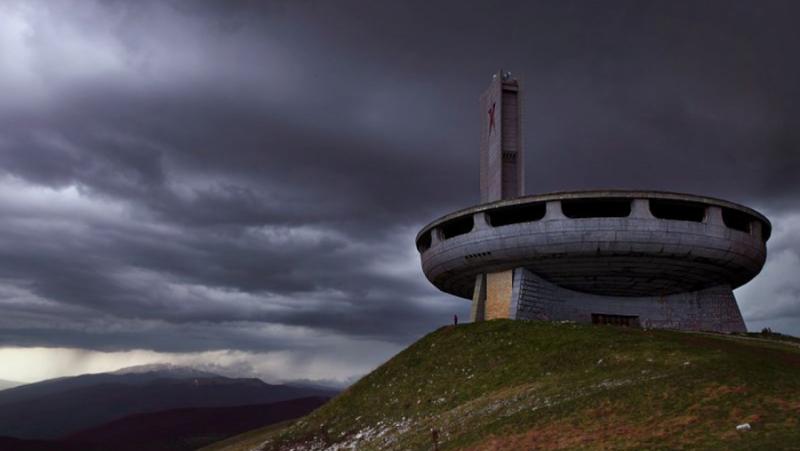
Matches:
[[0, 364, 226, 407], [64, 396, 329, 451], [0, 379, 23, 391], [0, 396, 329, 451], [110, 363, 221, 378], [0, 365, 337, 439]]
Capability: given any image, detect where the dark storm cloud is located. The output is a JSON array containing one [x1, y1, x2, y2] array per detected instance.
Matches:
[[0, 0, 799, 366]]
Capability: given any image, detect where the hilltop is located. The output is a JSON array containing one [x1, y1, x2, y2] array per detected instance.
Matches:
[[207, 320, 800, 450]]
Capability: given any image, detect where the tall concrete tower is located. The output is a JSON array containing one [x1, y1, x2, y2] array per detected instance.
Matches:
[[480, 70, 524, 202]]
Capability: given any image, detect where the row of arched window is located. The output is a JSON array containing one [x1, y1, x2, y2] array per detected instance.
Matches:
[[416, 198, 767, 252]]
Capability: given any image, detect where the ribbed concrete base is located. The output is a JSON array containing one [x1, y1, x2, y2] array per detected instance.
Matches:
[[471, 268, 746, 333]]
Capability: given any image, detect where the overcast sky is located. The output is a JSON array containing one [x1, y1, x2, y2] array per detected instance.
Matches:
[[0, 0, 798, 385]]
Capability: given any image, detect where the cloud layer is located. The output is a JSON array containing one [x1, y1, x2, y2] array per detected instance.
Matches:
[[0, 0, 798, 383]]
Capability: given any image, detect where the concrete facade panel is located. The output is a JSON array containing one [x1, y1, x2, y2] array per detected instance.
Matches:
[[510, 268, 746, 333], [485, 270, 514, 320]]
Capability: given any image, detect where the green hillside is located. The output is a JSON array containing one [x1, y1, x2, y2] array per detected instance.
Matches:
[[204, 320, 800, 450]]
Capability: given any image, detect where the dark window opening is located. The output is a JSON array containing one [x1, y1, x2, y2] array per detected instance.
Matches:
[[592, 314, 640, 328], [649, 199, 705, 222], [722, 208, 751, 233], [416, 230, 431, 252], [440, 215, 474, 239], [561, 198, 631, 219], [465, 251, 491, 260], [487, 202, 545, 227]]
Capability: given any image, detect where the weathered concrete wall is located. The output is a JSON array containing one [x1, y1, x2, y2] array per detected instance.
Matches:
[[485, 270, 514, 320], [470, 274, 486, 322], [510, 268, 746, 333]]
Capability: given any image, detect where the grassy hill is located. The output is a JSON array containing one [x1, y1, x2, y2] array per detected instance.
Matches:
[[206, 320, 800, 450]]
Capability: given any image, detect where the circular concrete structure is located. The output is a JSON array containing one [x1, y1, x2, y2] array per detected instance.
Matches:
[[417, 71, 771, 332], [416, 190, 770, 302]]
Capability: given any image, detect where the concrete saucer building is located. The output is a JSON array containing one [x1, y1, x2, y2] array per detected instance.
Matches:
[[415, 70, 770, 333]]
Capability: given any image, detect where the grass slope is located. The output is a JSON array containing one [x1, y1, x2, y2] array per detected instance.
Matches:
[[210, 320, 800, 450]]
